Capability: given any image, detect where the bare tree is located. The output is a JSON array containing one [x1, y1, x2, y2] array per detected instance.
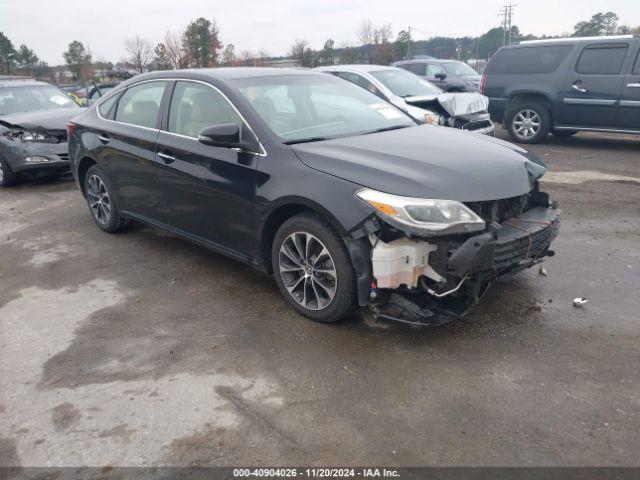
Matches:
[[124, 36, 152, 73], [163, 30, 187, 69], [240, 50, 254, 66], [357, 20, 374, 46], [373, 24, 394, 65], [288, 39, 315, 67]]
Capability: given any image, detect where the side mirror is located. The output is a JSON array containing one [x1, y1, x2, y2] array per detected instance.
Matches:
[[198, 123, 242, 148], [435, 73, 447, 80]]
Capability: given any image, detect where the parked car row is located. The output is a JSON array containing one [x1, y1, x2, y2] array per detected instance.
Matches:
[[64, 67, 559, 326]]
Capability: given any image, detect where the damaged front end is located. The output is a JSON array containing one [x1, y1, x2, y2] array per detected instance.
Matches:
[[405, 92, 495, 135], [347, 183, 559, 326]]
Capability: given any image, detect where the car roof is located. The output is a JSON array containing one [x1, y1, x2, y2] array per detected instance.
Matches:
[[394, 59, 458, 65], [316, 64, 398, 73], [0, 77, 51, 88], [518, 34, 638, 46], [136, 67, 322, 82]]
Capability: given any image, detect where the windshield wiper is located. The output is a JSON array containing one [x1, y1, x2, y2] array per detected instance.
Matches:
[[283, 136, 328, 145], [361, 125, 410, 135]]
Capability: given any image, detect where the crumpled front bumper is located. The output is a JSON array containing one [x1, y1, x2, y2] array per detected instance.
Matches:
[[372, 205, 560, 326], [0, 139, 69, 173]]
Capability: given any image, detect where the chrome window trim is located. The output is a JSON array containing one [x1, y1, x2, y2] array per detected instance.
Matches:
[[95, 79, 167, 134], [95, 77, 267, 157]]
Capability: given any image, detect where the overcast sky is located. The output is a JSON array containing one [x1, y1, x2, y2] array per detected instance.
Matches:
[[1, 0, 639, 65]]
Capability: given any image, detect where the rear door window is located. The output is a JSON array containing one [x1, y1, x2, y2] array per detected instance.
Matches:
[[486, 45, 573, 74], [633, 48, 640, 75], [576, 44, 629, 75], [426, 64, 446, 78], [115, 81, 167, 128], [337, 72, 383, 97], [401, 63, 426, 76]]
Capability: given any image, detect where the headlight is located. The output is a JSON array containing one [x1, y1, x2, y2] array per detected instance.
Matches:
[[356, 188, 485, 235], [424, 113, 442, 125], [20, 131, 58, 143]]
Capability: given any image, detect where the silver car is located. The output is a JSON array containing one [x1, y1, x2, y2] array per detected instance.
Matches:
[[315, 65, 494, 135]]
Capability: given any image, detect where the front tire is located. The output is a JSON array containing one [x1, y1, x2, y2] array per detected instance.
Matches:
[[83, 165, 127, 233], [0, 157, 17, 187], [507, 102, 551, 144], [271, 213, 357, 323]]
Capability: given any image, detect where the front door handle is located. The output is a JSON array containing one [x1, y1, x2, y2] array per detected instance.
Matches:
[[627, 82, 640, 88], [572, 82, 588, 93], [157, 151, 176, 164], [98, 134, 110, 144]]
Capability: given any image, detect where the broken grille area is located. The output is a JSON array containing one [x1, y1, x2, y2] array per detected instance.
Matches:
[[465, 194, 529, 224]]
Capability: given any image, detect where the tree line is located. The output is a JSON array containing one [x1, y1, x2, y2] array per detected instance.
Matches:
[[0, 12, 638, 81]]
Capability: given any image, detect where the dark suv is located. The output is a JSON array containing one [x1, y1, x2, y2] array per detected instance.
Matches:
[[483, 35, 640, 143]]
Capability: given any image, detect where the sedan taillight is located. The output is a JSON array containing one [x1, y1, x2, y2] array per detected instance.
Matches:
[[480, 72, 487, 95]]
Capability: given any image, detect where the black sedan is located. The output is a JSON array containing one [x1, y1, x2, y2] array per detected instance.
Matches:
[[68, 68, 559, 325], [0, 78, 81, 187]]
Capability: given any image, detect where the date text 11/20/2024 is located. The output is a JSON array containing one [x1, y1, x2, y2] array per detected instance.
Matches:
[[233, 468, 401, 477]]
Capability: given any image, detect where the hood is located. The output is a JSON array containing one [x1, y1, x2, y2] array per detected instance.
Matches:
[[290, 125, 546, 202], [405, 92, 489, 117], [0, 108, 81, 139]]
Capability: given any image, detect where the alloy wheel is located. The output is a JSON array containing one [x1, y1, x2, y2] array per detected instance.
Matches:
[[513, 109, 541, 140], [0, 162, 4, 184], [86, 174, 111, 225], [278, 232, 337, 311]]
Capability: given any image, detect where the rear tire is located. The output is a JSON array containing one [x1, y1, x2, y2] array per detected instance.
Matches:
[[507, 102, 551, 144], [83, 165, 127, 233], [0, 157, 17, 187], [271, 213, 357, 323]]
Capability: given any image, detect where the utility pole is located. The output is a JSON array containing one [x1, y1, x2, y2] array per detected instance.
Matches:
[[499, 4, 517, 46]]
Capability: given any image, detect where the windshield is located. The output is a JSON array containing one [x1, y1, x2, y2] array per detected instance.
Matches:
[[0, 85, 80, 115], [231, 74, 414, 143], [442, 62, 478, 77], [370, 69, 442, 97]]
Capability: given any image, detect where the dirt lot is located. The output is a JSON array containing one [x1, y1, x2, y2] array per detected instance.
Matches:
[[1, 129, 639, 468]]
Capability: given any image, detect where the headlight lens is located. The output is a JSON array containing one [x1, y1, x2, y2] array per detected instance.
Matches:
[[20, 131, 58, 143], [424, 113, 442, 125], [356, 188, 485, 235]]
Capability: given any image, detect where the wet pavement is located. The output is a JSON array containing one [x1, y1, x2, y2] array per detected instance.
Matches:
[[1, 129, 639, 467]]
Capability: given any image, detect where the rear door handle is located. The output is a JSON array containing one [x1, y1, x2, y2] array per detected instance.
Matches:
[[98, 134, 110, 144], [157, 151, 176, 164], [572, 82, 588, 93], [627, 82, 640, 88]]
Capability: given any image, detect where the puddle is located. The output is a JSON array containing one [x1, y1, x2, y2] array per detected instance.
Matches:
[[541, 170, 640, 185]]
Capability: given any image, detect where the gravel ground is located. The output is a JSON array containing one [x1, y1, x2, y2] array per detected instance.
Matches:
[[1, 129, 639, 468]]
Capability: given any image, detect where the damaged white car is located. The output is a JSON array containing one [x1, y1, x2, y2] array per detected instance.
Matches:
[[316, 64, 495, 135]]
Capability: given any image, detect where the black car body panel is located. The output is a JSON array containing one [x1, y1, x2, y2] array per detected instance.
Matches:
[[68, 68, 559, 325], [291, 125, 544, 202], [484, 35, 640, 135]]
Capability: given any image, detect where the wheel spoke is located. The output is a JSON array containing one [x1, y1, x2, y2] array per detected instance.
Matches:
[[281, 243, 303, 266]]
